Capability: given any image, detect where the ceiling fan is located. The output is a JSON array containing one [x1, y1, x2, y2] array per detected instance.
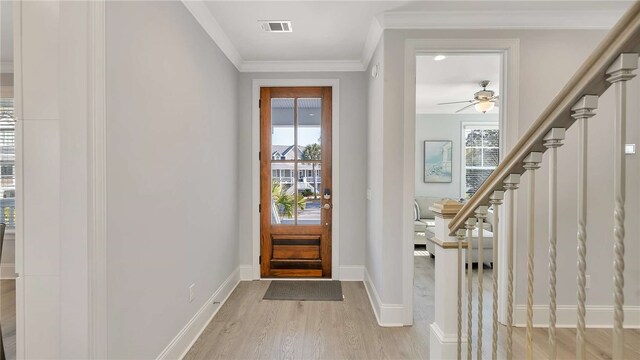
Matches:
[[437, 80, 499, 113]]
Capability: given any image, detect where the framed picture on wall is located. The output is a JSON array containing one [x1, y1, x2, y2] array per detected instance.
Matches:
[[424, 140, 453, 183]]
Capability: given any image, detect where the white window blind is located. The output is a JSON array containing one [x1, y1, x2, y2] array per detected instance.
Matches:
[[0, 98, 15, 228], [462, 123, 499, 199]]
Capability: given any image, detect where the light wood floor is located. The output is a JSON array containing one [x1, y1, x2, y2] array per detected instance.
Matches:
[[184, 254, 639, 359], [1, 280, 16, 360]]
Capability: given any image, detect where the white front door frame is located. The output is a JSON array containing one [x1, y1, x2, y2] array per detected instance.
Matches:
[[403, 39, 520, 325], [251, 79, 340, 279]]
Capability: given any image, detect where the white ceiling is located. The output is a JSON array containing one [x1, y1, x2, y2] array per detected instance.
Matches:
[[416, 54, 501, 114], [203, 1, 410, 62], [0, 1, 634, 74], [194, 0, 634, 72]]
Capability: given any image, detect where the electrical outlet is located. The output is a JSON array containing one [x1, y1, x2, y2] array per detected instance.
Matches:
[[585, 275, 591, 289], [189, 284, 195, 302]]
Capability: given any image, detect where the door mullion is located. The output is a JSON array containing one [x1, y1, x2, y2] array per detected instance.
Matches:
[[293, 97, 298, 225]]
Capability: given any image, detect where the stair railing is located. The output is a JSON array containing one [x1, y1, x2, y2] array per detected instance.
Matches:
[[448, 2, 640, 359]]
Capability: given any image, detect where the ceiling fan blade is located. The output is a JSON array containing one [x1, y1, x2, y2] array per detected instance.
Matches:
[[437, 100, 474, 105], [455, 102, 479, 113]]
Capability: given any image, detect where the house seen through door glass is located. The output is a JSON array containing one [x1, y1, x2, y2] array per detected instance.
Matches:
[[270, 98, 322, 225]]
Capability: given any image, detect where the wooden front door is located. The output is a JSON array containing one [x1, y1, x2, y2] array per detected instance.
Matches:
[[260, 87, 332, 278]]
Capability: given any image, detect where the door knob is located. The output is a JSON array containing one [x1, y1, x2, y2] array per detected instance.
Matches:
[[323, 203, 331, 209]]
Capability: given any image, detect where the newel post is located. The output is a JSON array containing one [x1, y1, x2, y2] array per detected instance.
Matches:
[[428, 199, 467, 360]]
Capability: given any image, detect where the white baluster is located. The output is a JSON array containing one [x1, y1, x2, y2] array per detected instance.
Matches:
[[571, 96, 598, 360], [503, 174, 521, 360], [606, 52, 638, 360], [466, 218, 477, 360], [489, 191, 504, 360], [543, 128, 566, 360], [523, 152, 543, 360], [457, 228, 467, 360], [476, 206, 489, 360]]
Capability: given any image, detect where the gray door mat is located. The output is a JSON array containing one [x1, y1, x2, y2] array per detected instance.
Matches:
[[263, 280, 344, 301]]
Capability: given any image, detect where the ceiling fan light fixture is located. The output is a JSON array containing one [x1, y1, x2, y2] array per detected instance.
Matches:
[[474, 100, 495, 113], [434, 55, 446, 61]]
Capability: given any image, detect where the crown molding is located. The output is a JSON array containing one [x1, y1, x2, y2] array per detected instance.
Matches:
[[185, 1, 625, 74], [379, 10, 624, 30], [182, 0, 366, 72], [240, 60, 365, 73], [360, 18, 383, 70], [0, 62, 13, 74], [181, 0, 243, 70]]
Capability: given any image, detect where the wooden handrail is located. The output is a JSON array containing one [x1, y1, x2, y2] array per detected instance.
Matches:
[[449, 1, 640, 235]]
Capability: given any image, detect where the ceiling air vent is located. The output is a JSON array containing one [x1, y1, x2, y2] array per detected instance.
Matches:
[[259, 20, 293, 33]]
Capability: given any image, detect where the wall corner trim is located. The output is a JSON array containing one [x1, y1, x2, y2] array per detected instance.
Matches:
[[361, 18, 383, 69], [239, 265, 254, 281], [180, 0, 243, 70], [364, 268, 405, 327], [156, 268, 241, 360]]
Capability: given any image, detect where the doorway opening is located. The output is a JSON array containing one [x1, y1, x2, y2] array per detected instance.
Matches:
[[411, 51, 504, 324], [259, 87, 333, 278]]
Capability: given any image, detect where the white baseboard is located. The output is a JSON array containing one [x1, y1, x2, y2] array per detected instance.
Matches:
[[514, 304, 640, 329], [338, 265, 364, 281], [363, 268, 405, 327], [239, 265, 254, 280], [430, 322, 468, 360], [0, 263, 15, 279], [157, 267, 241, 360]]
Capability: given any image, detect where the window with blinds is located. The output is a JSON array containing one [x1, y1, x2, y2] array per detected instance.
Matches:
[[463, 123, 499, 199], [0, 98, 15, 228]]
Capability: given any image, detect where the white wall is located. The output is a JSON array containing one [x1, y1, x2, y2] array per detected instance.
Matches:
[[415, 113, 498, 200], [16, 1, 62, 357], [106, 2, 239, 358], [17, 2, 101, 357], [374, 28, 640, 319], [236, 72, 368, 271]]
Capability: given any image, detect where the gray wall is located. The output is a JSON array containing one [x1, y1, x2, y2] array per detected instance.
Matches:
[[415, 113, 498, 200], [106, 2, 239, 358], [510, 32, 640, 308], [237, 72, 368, 269], [518, 75, 640, 308], [373, 28, 640, 311]]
